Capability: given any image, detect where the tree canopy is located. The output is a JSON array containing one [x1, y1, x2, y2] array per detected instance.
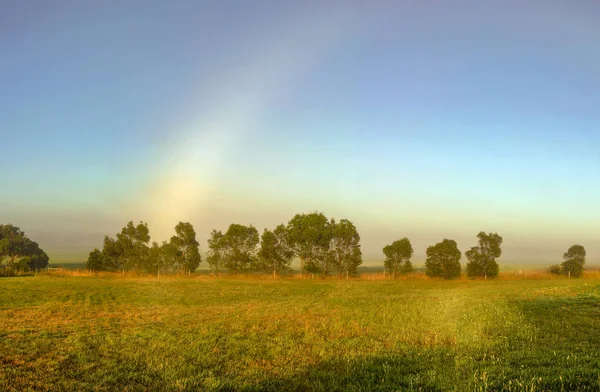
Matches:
[[561, 244, 585, 278], [425, 239, 462, 279], [206, 230, 226, 273], [205, 224, 260, 274], [204, 213, 362, 277], [328, 219, 362, 277], [465, 232, 503, 278], [115, 221, 151, 271], [256, 225, 294, 275], [221, 224, 260, 273], [383, 238, 413, 277], [170, 222, 202, 273], [0, 224, 49, 271], [286, 212, 332, 275], [86, 221, 201, 273]]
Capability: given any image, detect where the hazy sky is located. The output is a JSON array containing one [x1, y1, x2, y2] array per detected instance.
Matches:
[[2, 1, 599, 265]]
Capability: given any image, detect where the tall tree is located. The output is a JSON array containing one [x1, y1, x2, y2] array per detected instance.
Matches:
[[99, 235, 123, 271], [561, 244, 585, 278], [170, 222, 202, 273], [256, 225, 294, 275], [425, 239, 462, 279], [287, 212, 332, 275], [221, 224, 259, 273], [328, 219, 362, 278], [465, 232, 503, 278], [115, 221, 151, 270], [206, 230, 226, 273], [383, 238, 413, 277]]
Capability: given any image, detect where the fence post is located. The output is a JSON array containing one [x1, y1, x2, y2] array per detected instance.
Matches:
[[346, 271, 349, 280]]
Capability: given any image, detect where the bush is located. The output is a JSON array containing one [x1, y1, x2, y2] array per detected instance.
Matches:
[[0, 268, 16, 277], [548, 265, 561, 275]]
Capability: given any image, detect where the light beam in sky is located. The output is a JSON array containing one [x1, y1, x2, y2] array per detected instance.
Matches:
[[145, 5, 357, 239]]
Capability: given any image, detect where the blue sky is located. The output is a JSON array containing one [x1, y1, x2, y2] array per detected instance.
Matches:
[[1, 1, 599, 265]]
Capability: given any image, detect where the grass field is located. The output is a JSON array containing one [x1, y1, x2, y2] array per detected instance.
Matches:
[[1, 273, 599, 391]]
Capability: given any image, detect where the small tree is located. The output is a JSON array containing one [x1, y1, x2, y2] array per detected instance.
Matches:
[[561, 244, 585, 278], [256, 225, 294, 275], [547, 264, 561, 275], [328, 218, 362, 278], [383, 238, 413, 278], [425, 239, 461, 279], [86, 249, 104, 271], [465, 232, 503, 278]]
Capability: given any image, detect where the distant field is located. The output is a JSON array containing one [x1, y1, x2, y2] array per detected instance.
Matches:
[[1, 274, 599, 391]]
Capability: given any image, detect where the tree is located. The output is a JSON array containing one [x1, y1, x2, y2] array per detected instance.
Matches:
[[221, 224, 259, 273], [206, 230, 226, 273], [86, 222, 153, 272], [256, 225, 294, 275], [14, 239, 49, 271], [207, 224, 259, 274], [328, 219, 362, 278], [0, 224, 49, 271], [287, 212, 332, 275], [548, 264, 561, 275], [465, 232, 503, 278], [169, 222, 202, 273], [146, 241, 179, 274], [561, 244, 585, 278], [115, 221, 151, 271], [86, 249, 104, 271], [0, 224, 30, 268], [383, 238, 413, 278], [425, 239, 461, 279], [99, 235, 123, 271]]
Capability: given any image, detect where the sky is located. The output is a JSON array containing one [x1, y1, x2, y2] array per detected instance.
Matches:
[[1, 1, 599, 266]]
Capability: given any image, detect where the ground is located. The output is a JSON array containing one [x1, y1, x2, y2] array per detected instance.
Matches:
[[1, 273, 599, 391]]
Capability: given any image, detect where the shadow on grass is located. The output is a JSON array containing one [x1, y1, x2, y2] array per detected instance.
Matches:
[[246, 294, 600, 392], [493, 293, 600, 392], [246, 352, 454, 392]]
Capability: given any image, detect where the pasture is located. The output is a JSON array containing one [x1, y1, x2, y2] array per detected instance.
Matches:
[[1, 273, 599, 391]]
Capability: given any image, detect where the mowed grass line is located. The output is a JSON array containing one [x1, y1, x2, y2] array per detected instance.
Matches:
[[0, 276, 599, 391]]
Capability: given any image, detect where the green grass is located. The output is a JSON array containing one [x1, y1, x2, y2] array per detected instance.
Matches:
[[1, 275, 599, 391]]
